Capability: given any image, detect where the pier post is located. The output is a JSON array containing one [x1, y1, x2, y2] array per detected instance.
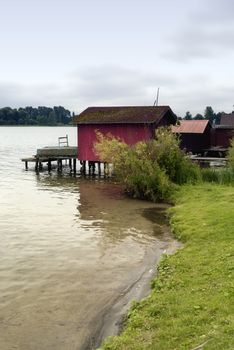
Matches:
[[48, 160, 52, 172], [98, 162, 101, 176], [25, 161, 28, 170], [104, 162, 108, 176], [88, 161, 95, 176], [83, 160, 86, 175], [73, 158, 77, 174], [92, 162, 96, 176], [57, 159, 62, 172], [69, 158, 72, 172], [80, 160, 87, 175], [88, 161, 91, 176]]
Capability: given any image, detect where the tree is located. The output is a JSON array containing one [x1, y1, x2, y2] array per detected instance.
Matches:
[[204, 106, 216, 124], [215, 112, 224, 125], [194, 113, 204, 120], [184, 111, 192, 120], [0, 106, 72, 125]]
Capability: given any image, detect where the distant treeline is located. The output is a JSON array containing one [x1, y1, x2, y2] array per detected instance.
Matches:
[[182, 106, 228, 124], [0, 106, 73, 125]]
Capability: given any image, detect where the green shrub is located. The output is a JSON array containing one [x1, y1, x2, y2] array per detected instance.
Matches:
[[95, 132, 174, 202], [154, 128, 201, 184], [201, 167, 234, 184], [94, 128, 201, 202], [227, 138, 234, 171], [201, 168, 220, 183]]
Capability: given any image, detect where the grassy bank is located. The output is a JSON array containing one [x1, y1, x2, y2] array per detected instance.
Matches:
[[100, 184, 234, 350]]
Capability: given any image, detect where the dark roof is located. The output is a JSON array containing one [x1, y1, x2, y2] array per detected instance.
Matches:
[[220, 113, 234, 126], [73, 106, 176, 124], [172, 120, 210, 134]]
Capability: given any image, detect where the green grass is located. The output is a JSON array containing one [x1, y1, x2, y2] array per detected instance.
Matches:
[[100, 184, 234, 350], [201, 167, 234, 185]]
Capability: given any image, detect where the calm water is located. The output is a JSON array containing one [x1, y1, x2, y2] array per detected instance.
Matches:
[[0, 127, 175, 350]]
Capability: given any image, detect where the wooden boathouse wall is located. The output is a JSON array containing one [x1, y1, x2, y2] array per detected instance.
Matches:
[[75, 106, 177, 162], [77, 124, 153, 161], [211, 126, 234, 148]]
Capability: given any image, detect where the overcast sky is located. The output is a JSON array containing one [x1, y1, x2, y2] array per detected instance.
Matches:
[[0, 0, 234, 117]]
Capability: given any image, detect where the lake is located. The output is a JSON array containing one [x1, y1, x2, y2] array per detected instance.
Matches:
[[0, 126, 176, 350]]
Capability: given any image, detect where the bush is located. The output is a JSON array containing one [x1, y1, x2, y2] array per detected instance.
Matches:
[[95, 132, 174, 202], [201, 167, 234, 184], [227, 138, 234, 171], [154, 128, 201, 184], [94, 128, 201, 202], [201, 139, 234, 184]]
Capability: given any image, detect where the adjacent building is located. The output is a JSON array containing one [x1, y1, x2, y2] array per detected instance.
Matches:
[[212, 113, 234, 148], [172, 120, 212, 154]]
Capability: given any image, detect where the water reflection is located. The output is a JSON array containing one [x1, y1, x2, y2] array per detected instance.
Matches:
[[36, 174, 170, 245], [0, 127, 175, 350]]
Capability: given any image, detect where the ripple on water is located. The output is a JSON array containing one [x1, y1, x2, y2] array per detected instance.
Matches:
[[0, 127, 175, 350]]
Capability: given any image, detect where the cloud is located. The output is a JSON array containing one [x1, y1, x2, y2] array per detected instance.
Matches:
[[0, 66, 177, 112], [66, 65, 178, 110], [166, 83, 234, 117], [0, 81, 61, 107], [163, 0, 234, 61], [0, 64, 233, 117]]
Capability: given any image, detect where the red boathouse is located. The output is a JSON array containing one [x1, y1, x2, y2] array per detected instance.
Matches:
[[73, 106, 177, 162]]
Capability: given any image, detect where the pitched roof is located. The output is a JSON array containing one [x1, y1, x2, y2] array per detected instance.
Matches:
[[73, 106, 176, 124], [220, 113, 234, 126], [172, 120, 210, 134]]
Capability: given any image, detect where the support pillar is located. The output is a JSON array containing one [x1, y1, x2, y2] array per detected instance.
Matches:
[[48, 160, 52, 172], [57, 159, 62, 172], [104, 162, 108, 176], [69, 158, 72, 172], [88, 161, 92, 176], [73, 158, 77, 174], [98, 162, 101, 176], [83, 161, 86, 175]]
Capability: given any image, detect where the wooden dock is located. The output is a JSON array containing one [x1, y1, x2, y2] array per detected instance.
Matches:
[[189, 155, 227, 167], [21, 145, 112, 176], [22, 146, 78, 173]]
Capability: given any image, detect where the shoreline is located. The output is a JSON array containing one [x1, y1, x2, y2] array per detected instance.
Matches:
[[99, 184, 234, 350], [81, 233, 181, 350]]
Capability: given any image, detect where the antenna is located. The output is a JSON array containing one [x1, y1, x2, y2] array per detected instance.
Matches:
[[153, 88, 160, 106]]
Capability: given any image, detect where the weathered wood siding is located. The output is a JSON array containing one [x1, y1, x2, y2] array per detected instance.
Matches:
[[211, 128, 234, 148], [77, 124, 153, 161], [179, 130, 211, 153]]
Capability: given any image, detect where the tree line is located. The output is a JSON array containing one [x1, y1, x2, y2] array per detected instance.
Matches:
[[182, 106, 226, 124], [0, 106, 73, 125]]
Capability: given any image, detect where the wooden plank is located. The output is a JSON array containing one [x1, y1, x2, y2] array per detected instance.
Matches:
[[190, 157, 227, 161]]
